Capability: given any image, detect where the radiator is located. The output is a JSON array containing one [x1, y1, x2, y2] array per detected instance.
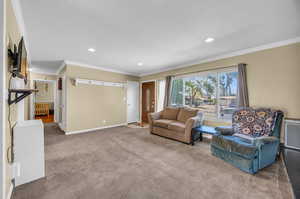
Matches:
[[285, 119, 300, 150]]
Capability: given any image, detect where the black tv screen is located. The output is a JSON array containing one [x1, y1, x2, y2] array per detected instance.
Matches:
[[15, 37, 28, 83]]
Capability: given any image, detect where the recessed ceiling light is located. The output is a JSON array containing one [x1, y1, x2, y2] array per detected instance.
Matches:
[[205, 37, 215, 43], [137, 62, 143, 66], [88, 48, 96, 52]]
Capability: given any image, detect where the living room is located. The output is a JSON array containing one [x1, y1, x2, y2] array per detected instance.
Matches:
[[1, 0, 300, 199]]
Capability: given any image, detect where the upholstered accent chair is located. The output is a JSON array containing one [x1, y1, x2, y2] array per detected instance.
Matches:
[[211, 108, 284, 174], [148, 107, 204, 144]]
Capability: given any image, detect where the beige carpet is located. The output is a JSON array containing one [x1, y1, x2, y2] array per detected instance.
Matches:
[[12, 124, 293, 199]]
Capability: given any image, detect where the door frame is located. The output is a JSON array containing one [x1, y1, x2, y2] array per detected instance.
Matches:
[[126, 81, 140, 124], [30, 79, 57, 122], [140, 80, 156, 123], [58, 75, 67, 131]]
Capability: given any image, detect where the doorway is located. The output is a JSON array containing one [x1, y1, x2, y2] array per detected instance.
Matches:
[[141, 81, 155, 123], [33, 80, 56, 123]]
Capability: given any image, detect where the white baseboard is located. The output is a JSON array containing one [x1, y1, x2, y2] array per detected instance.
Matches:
[[6, 182, 13, 199], [58, 123, 65, 131], [65, 123, 127, 135]]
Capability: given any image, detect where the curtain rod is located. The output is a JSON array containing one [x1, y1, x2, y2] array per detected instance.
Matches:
[[171, 64, 238, 78]]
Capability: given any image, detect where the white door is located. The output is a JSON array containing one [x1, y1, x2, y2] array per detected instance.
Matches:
[[127, 81, 140, 123]]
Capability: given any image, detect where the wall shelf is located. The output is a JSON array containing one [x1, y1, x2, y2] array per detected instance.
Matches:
[[74, 78, 125, 88], [8, 89, 38, 105]]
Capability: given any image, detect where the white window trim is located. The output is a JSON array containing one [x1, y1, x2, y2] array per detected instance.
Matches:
[[216, 72, 221, 120], [182, 79, 186, 106]]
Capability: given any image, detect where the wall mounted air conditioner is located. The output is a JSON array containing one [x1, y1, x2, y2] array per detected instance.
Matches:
[[285, 119, 300, 150]]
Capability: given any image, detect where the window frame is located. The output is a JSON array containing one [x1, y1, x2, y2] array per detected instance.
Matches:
[[171, 67, 238, 122]]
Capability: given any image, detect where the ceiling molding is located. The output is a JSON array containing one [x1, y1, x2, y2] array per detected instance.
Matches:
[[64, 60, 138, 76], [11, 0, 31, 64], [30, 71, 58, 76], [139, 37, 300, 77], [56, 61, 66, 75]]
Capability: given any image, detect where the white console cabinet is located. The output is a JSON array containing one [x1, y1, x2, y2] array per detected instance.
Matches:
[[14, 120, 45, 186]]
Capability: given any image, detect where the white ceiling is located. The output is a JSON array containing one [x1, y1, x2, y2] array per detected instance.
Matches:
[[20, 0, 300, 76]]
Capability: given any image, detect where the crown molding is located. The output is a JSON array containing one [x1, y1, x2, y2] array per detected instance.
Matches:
[[11, 0, 31, 64], [64, 60, 138, 76], [139, 37, 300, 77], [30, 71, 58, 76], [56, 61, 66, 75]]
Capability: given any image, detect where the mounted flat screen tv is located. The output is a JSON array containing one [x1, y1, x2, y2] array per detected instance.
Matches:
[[17, 37, 28, 83], [9, 37, 28, 84]]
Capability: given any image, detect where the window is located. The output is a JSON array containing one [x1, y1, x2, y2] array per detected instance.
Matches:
[[157, 79, 166, 112], [170, 68, 238, 120]]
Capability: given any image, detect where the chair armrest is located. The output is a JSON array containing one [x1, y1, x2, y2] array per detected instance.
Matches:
[[184, 112, 204, 141], [215, 126, 234, 136], [148, 111, 162, 132], [148, 111, 162, 121], [185, 112, 204, 129], [253, 136, 279, 146]]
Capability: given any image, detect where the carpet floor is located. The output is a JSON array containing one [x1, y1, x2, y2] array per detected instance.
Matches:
[[12, 124, 293, 199]]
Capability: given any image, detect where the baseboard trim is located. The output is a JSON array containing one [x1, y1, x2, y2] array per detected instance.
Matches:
[[58, 123, 65, 131], [65, 123, 127, 135], [6, 182, 13, 199]]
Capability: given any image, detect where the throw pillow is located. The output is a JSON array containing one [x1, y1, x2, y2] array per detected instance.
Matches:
[[161, 107, 179, 120]]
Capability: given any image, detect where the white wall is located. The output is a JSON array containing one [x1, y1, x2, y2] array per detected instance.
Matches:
[[11, 78, 25, 121], [0, 0, 5, 198]]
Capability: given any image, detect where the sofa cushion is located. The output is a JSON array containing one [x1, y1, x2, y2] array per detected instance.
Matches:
[[161, 107, 179, 120], [168, 122, 186, 133], [153, 119, 175, 128], [177, 108, 198, 123]]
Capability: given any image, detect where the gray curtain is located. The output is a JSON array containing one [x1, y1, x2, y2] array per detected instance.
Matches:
[[237, 63, 249, 107], [163, 76, 172, 108]]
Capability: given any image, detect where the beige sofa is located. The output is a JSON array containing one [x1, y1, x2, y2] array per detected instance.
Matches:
[[148, 107, 203, 144]]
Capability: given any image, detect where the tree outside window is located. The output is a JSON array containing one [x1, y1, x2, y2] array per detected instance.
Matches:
[[170, 68, 238, 120]]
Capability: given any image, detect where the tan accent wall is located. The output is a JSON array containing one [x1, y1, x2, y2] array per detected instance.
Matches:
[[65, 65, 139, 132], [141, 43, 300, 120], [5, 0, 21, 195], [141, 43, 300, 141]]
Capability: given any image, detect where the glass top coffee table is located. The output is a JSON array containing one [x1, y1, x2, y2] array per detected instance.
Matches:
[[191, 125, 219, 145]]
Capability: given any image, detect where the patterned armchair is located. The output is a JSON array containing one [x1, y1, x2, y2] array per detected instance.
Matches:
[[211, 108, 284, 174]]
